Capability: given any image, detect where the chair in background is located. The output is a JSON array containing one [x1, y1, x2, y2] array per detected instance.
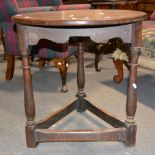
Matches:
[[0, 0, 90, 92], [112, 10, 155, 82], [84, 37, 130, 83]]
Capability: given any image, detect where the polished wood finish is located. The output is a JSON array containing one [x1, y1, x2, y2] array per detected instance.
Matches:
[[13, 10, 145, 83], [13, 10, 146, 148], [54, 58, 69, 93], [13, 10, 146, 26]]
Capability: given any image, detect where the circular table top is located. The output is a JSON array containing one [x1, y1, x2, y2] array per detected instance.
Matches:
[[13, 9, 147, 27]]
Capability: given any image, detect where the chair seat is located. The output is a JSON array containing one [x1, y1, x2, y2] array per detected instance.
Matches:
[[38, 46, 77, 58], [30, 39, 77, 59]]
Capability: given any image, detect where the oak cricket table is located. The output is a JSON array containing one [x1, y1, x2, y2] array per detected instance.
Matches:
[[13, 10, 146, 148]]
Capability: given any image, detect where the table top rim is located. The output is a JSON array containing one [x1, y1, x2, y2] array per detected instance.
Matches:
[[13, 9, 147, 27]]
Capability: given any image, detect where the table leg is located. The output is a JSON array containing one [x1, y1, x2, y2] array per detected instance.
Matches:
[[125, 47, 140, 146], [17, 25, 37, 147], [23, 55, 37, 147], [76, 42, 86, 112]]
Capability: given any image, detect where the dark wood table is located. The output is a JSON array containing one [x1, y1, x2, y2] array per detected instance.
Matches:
[[88, 0, 139, 9], [13, 10, 146, 148]]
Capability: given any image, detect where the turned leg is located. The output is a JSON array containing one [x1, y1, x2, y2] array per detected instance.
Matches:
[[125, 48, 140, 146], [76, 42, 86, 112], [95, 52, 101, 72], [17, 25, 37, 148], [22, 54, 37, 147], [54, 58, 69, 93], [5, 54, 15, 80], [113, 59, 124, 83]]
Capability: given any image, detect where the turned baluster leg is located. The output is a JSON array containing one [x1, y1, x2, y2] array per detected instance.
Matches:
[[125, 22, 142, 146], [23, 54, 37, 147], [17, 24, 37, 147], [76, 42, 86, 112], [125, 47, 140, 146]]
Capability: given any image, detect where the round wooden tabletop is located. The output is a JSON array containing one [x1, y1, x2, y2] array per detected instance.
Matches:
[[12, 9, 147, 27]]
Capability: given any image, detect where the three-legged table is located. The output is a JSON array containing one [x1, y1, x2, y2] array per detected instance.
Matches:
[[13, 9, 146, 148]]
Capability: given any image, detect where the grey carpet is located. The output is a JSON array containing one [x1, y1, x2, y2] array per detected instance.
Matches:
[[0, 53, 155, 155]]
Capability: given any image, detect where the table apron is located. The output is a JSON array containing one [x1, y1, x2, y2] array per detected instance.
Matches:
[[26, 24, 132, 44]]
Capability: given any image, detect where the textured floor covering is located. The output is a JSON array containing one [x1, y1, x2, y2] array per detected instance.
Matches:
[[0, 53, 155, 155]]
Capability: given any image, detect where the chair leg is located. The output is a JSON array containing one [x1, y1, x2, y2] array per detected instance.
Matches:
[[85, 53, 102, 71], [39, 58, 46, 68], [95, 53, 101, 72], [39, 58, 51, 69], [54, 58, 69, 93], [6, 54, 15, 80], [0, 29, 7, 60], [113, 59, 124, 83]]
